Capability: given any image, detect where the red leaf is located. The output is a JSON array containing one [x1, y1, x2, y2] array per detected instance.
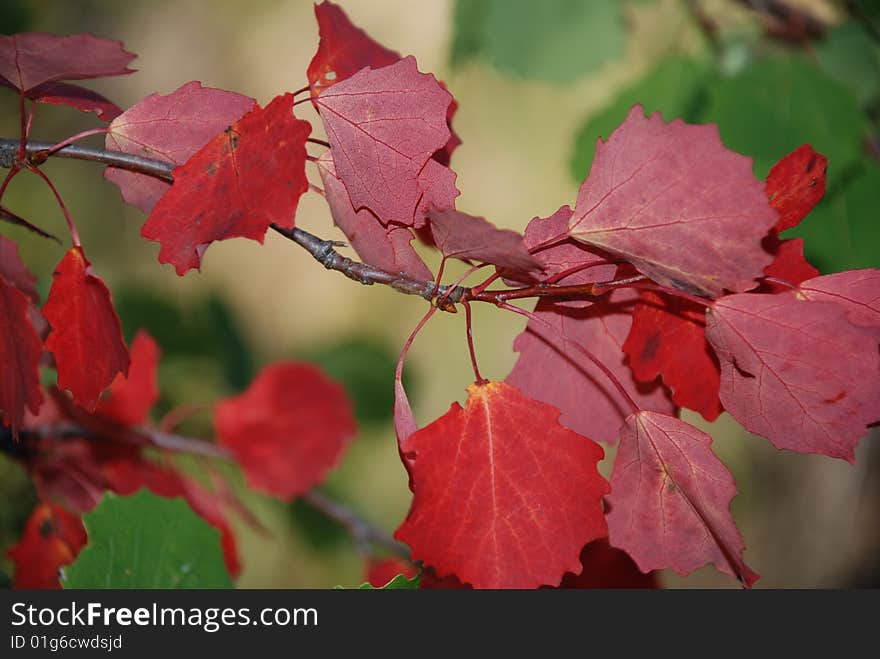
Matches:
[[558, 538, 659, 589], [799, 270, 880, 329], [506, 205, 616, 290], [569, 105, 776, 297], [365, 558, 417, 588], [623, 291, 722, 421], [606, 411, 759, 587], [761, 236, 819, 292], [506, 290, 675, 444], [428, 208, 541, 272], [1, 235, 41, 302], [7, 502, 86, 589], [95, 330, 160, 426], [307, 1, 400, 91], [0, 80, 124, 120], [414, 158, 460, 228], [705, 292, 880, 461], [215, 362, 356, 500], [141, 93, 310, 275], [317, 151, 432, 281], [395, 381, 609, 589], [419, 567, 469, 589], [314, 56, 452, 226], [766, 144, 828, 233], [104, 81, 256, 213], [0, 33, 135, 93], [43, 247, 129, 411], [0, 277, 44, 433], [306, 2, 461, 164]]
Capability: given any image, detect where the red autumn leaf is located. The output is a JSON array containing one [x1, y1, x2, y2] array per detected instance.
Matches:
[[43, 247, 129, 412], [307, 1, 461, 165], [766, 144, 828, 233], [0, 277, 44, 434], [7, 502, 86, 589], [95, 330, 160, 426], [307, 0, 400, 92], [141, 93, 310, 275], [104, 81, 256, 213], [569, 105, 777, 297], [505, 205, 616, 289], [215, 362, 356, 500], [317, 151, 433, 281], [606, 411, 759, 586], [428, 208, 541, 272], [365, 558, 417, 588], [419, 568, 470, 589], [0, 33, 135, 93], [558, 538, 659, 589], [3, 80, 123, 120], [0, 237, 38, 302], [506, 290, 675, 444], [799, 270, 880, 329], [705, 292, 880, 461], [414, 159, 460, 229], [314, 56, 452, 227], [623, 290, 722, 421], [761, 236, 819, 292], [395, 381, 609, 589]]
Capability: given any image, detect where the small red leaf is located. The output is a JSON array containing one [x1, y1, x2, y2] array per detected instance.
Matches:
[[506, 290, 675, 444], [7, 502, 86, 589], [104, 81, 256, 213], [4, 80, 124, 120], [623, 290, 722, 421], [0, 33, 135, 93], [706, 292, 880, 461], [558, 538, 659, 589], [43, 247, 129, 411], [569, 105, 776, 297], [0, 277, 44, 433], [766, 144, 828, 233], [215, 363, 356, 500], [414, 159, 460, 228], [761, 236, 819, 292], [307, 1, 400, 92], [799, 270, 880, 329], [317, 152, 432, 280], [314, 56, 452, 226], [95, 330, 160, 426], [395, 381, 609, 589], [0, 235, 39, 301], [606, 411, 759, 587], [141, 93, 310, 275], [428, 208, 541, 272]]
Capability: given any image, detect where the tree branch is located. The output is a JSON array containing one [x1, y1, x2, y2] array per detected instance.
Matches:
[[0, 137, 618, 308]]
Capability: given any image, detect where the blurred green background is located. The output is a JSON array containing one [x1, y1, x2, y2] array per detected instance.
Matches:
[[1, 0, 878, 588]]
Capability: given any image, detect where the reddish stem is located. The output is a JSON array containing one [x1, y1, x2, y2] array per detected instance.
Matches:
[[0, 166, 20, 205], [36, 128, 110, 160], [27, 165, 81, 246], [291, 85, 311, 98], [630, 282, 711, 308], [499, 301, 640, 414], [462, 301, 485, 384]]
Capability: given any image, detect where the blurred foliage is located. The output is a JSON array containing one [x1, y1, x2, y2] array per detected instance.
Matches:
[[288, 488, 351, 552], [301, 336, 414, 428], [0, 0, 30, 35], [451, 0, 625, 82]]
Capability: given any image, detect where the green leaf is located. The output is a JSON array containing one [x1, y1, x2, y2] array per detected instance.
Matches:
[[63, 491, 233, 589], [816, 22, 880, 108], [451, 0, 625, 83], [570, 57, 711, 181], [700, 55, 867, 180], [356, 573, 421, 589], [787, 160, 880, 273]]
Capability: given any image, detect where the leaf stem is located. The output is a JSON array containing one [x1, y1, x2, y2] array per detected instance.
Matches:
[[27, 165, 80, 246], [462, 301, 485, 384]]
